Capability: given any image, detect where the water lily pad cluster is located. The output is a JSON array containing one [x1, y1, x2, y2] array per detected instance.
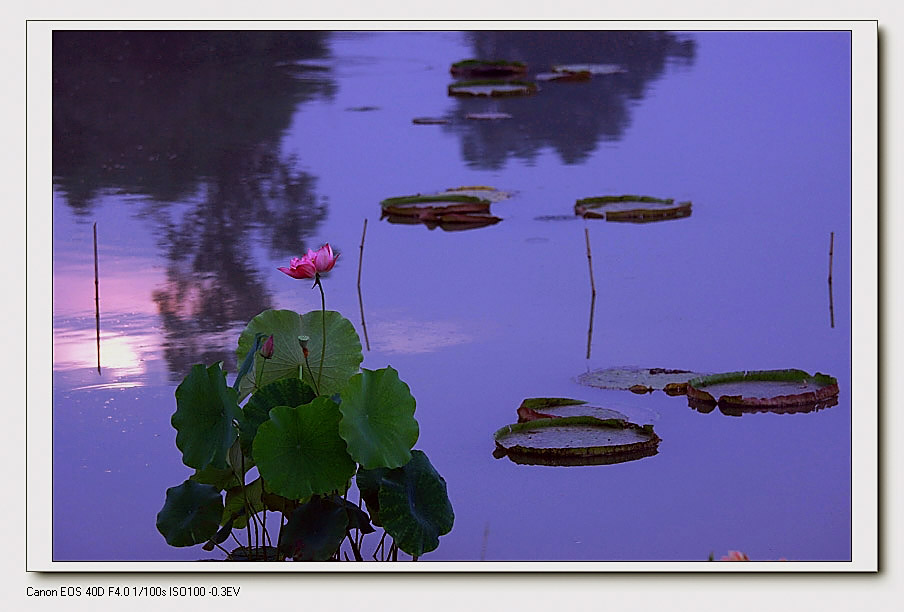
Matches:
[[494, 397, 660, 466], [575, 194, 693, 223], [574, 366, 840, 418], [380, 186, 512, 231], [157, 308, 454, 560]]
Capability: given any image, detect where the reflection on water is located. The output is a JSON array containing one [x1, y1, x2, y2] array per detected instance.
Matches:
[[446, 31, 696, 168], [54, 31, 338, 380], [50, 30, 853, 563]]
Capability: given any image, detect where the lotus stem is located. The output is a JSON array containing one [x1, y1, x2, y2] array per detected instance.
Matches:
[[357, 218, 371, 351], [316, 275, 326, 390], [346, 529, 363, 561], [828, 231, 835, 328]]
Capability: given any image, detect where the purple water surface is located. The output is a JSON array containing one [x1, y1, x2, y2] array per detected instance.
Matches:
[[51, 30, 852, 562]]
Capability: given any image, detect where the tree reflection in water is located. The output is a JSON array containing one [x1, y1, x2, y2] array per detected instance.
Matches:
[[53, 31, 336, 380], [446, 31, 696, 168]]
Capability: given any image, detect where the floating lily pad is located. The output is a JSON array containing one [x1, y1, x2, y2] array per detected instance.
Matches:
[[494, 416, 660, 466], [552, 63, 627, 75], [536, 71, 592, 82], [436, 186, 513, 202], [381, 191, 503, 230], [412, 117, 450, 125], [577, 366, 705, 395], [686, 370, 840, 411], [516, 397, 629, 423], [466, 112, 514, 120], [575, 195, 693, 223], [448, 80, 538, 97], [450, 59, 527, 78]]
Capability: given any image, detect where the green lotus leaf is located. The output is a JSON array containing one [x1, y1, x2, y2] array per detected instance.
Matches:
[[202, 516, 235, 551], [378, 450, 454, 557], [156, 480, 224, 547], [190, 464, 240, 491], [235, 309, 363, 400], [356, 466, 389, 526], [239, 377, 317, 458], [300, 310, 364, 396], [278, 497, 350, 561], [252, 398, 356, 500], [339, 367, 419, 469], [172, 363, 241, 470], [223, 477, 265, 529]]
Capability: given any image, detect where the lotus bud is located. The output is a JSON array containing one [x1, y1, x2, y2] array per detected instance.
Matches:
[[298, 335, 310, 359], [260, 334, 275, 359]]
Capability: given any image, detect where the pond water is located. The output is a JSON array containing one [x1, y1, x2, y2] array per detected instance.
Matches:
[[51, 30, 852, 563]]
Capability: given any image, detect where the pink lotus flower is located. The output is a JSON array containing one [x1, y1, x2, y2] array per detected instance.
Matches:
[[277, 244, 339, 279], [278, 255, 317, 279], [720, 550, 750, 561], [260, 334, 274, 359], [311, 243, 339, 273]]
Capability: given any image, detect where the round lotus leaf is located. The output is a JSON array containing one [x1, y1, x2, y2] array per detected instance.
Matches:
[[222, 477, 265, 529], [436, 186, 513, 202], [236, 309, 363, 400], [252, 399, 357, 501], [450, 59, 527, 78], [338, 367, 419, 470], [378, 450, 454, 558], [686, 370, 839, 411], [172, 363, 241, 470], [278, 497, 350, 561], [447, 79, 538, 97], [494, 416, 661, 466], [574, 195, 692, 222], [577, 366, 705, 394], [355, 466, 389, 526], [517, 397, 629, 422], [156, 480, 224, 547], [300, 310, 364, 396], [240, 377, 317, 458]]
